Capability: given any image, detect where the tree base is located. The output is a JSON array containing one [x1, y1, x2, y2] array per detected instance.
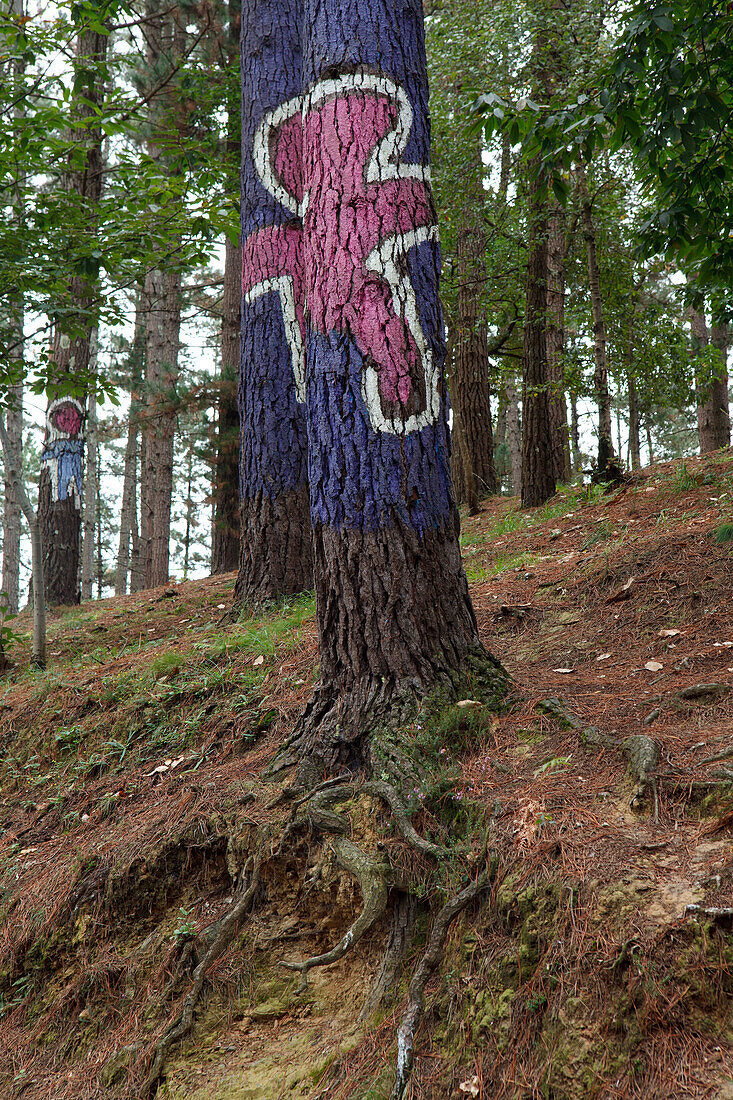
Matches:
[[272, 643, 511, 788]]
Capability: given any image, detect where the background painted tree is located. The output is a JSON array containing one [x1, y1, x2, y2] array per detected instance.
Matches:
[[235, 0, 312, 607], [276, 0, 507, 775]]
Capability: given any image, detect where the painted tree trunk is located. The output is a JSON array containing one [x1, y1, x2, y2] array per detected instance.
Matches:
[[450, 224, 498, 505], [235, 0, 312, 608], [578, 168, 613, 474], [276, 0, 506, 774], [521, 171, 555, 508], [212, 236, 241, 575], [547, 206, 570, 482], [38, 15, 107, 605]]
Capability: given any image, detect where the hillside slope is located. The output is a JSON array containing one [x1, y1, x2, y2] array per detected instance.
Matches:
[[1, 450, 732, 1100]]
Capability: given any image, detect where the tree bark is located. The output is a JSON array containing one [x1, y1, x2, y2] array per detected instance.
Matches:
[[691, 310, 731, 453], [577, 165, 613, 474], [546, 205, 570, 481], [274, 0, 507, 775], [115, 302, 144, 596], [0, 415, 46, 668], [521, 169, 556, 508], [211, 236, 241, 574], [211, 0, 242, 575], [2, 0, 24, 614], [235, 0, 312, 608], [38, 11, 107, 605], [449, 223, 498, 505], [81, 388, 97, 600], [505, 381, 522, 496], [142, 267, 180, 588]]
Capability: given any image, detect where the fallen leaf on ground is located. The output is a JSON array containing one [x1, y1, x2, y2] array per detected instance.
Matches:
[[659, 629, 682, 637], [552, 668, 575, 674], [645, 660, 664, 672], [253, 655, 265, 666], [596, 653, 611, 661]]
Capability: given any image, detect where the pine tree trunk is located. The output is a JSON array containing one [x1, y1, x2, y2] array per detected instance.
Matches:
[[38, 13, 107, 605], [142, 268, 180, 588], [236, 0, 312, 607], [2, 385, 22, 614], [2, 0, 24, 614], [505, 382, 522, 496], [276, 0, 506, 775], [521, 170, 555, 508], [692, 310, 731, 453], [116, 304, 144, 596], [81, 389, 97, 600], [211, 237, 241, 574], [578, 166, 613, 474], [450, 223, 498, 505], [567, 392, 579, 474], [212, 1, 243, 575], [547, 206, 570, 482]]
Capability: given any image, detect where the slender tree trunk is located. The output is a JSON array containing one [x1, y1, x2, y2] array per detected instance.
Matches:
[[570, 392, 581, 474], [116, 304, 144, 595], [235, 0, 312, 608], [2, 385, 22, 613], [577, 165, 613, 474], [505, 381, 522, 496], [546, 205, 570, 481], [625, 304, 641, 471], [645, 416, 655, 465], [81, 389, 97, 599], [450, 222, 498, 505], [692, 310, 731, 453], [0, 415, 45, 667], [521, 169, 555, 508], [2, 0, 24, 614], [95, 450, 103, 598], [276, 0, 506, 775], [38, 13, 107, 605], [211, 0, 242, 575]]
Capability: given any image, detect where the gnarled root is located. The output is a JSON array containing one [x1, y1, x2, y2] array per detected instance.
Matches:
[[143, 864, 261, 1096], [390, 865, 495, 1100], [281, 834, 389, 992]]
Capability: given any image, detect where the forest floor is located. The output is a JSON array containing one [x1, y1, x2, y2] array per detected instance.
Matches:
[[0, 448, 732, 1100]]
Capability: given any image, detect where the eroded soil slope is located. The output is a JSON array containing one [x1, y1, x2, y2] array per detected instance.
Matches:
[[0, 450, 732, 1100]]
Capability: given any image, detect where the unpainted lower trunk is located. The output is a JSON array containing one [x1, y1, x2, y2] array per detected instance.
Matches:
[[627, 373, 641, 471], [116, 299, 144, 596], [569, 392, 581, 474]]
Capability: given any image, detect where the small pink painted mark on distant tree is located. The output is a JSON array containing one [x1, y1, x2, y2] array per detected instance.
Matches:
[[51, 401, 83, 437], [243, 73, 440, 434]]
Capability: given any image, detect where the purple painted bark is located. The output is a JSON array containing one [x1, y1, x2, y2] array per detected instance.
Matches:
[[268, 0, 507, 775], [236, 0, 312, 606]]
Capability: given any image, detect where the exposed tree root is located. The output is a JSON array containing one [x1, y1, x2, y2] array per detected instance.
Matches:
[[360, 892, 420, 1021], [390, 863, 496, 1100], [281, 834, 389, 993], [143, 863, 261, 1096], [539, 697, 661, 818]]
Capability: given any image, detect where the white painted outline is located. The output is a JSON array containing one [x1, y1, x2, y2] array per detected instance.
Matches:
[[244, 275, 306, 405], [250, 71, 440, 435]]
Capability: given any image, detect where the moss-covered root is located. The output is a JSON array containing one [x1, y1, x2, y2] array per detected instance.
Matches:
[[281, 835, 389, 993], [143, 864, 261, 1096], [390, 865, 495, 1100]]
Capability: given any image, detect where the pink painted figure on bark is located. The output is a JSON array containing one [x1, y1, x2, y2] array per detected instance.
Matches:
[[242, 72, 440, 435]]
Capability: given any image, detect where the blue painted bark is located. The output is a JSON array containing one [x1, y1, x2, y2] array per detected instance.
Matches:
[[236, 0, 312, 604], [287, 0, 504, 771]]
